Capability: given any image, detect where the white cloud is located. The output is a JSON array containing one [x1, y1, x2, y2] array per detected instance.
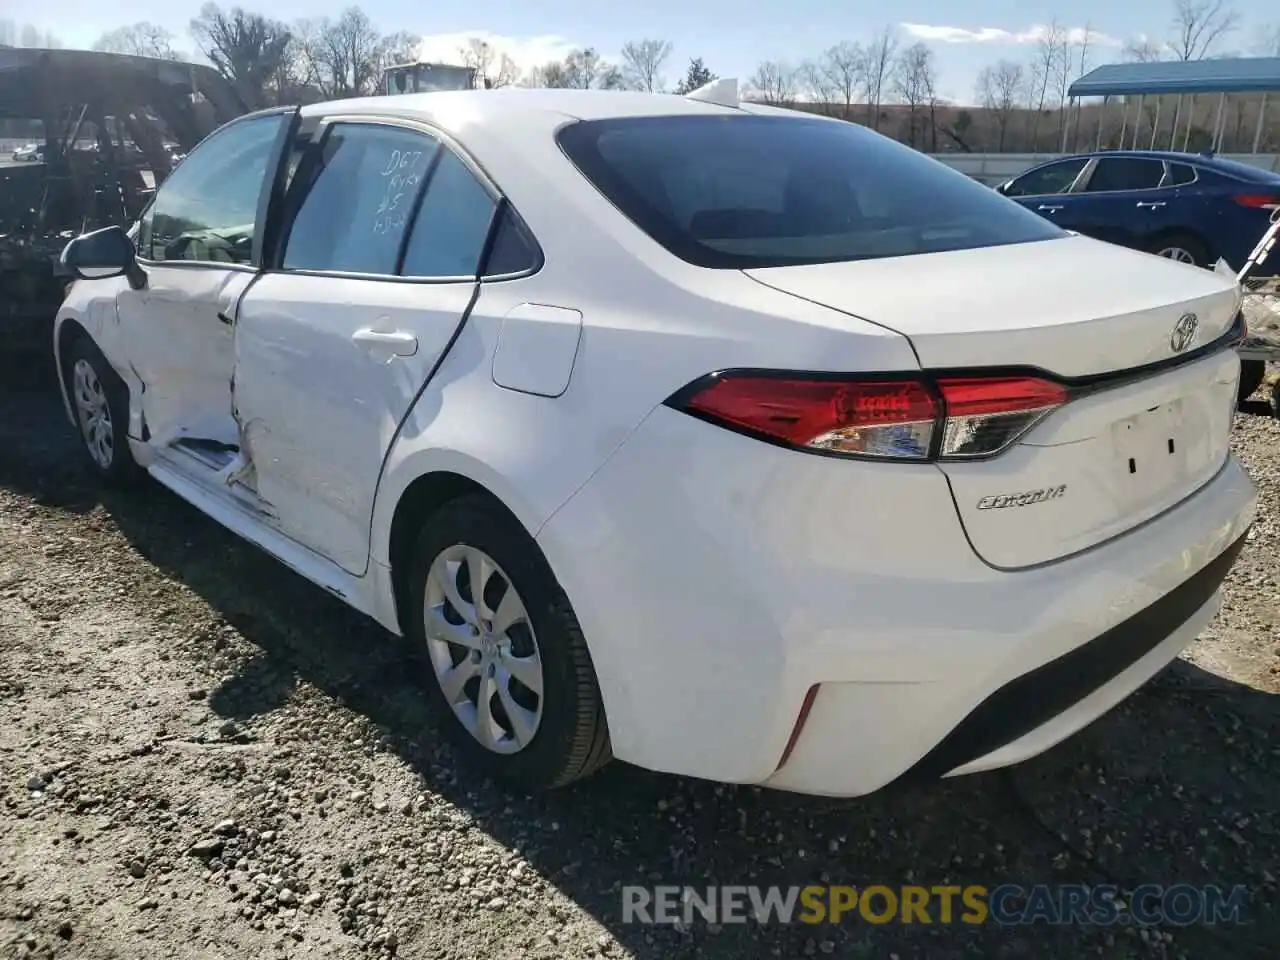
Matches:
[[901, 23, 1121, 48], [412, 31, 587, 71]]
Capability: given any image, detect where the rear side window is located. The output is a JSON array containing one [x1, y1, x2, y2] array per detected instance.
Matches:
[[1084, 157, 1165, 193], [282, 123, 439, 275], [399, 149, 496, 278], [556, 115, 1064, 269], [1165, 163, 1197, 186]]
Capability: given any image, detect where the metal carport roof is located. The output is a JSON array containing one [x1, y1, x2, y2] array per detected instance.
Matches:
[[1069, 57, 1280, 98]]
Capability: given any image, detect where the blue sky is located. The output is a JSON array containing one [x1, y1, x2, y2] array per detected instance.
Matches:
[[14, 0, 1280, 103]]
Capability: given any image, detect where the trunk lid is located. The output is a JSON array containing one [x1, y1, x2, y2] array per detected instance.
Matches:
[[747, 234, 1243, 568], [746, 234, 1241, 376]]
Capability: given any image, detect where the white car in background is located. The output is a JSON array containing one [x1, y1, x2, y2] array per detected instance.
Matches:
[[12, 142, 43, 162], [53, 84, 1256, 796]]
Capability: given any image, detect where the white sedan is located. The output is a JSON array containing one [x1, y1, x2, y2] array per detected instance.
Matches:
[[53, 83, 1256, 796]]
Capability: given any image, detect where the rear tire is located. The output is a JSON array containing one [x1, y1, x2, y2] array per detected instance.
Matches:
[[1238, 359, 1266, 403], [404, 494, 611, 790], [64, 335, 142, 485], [1145, 232, 1210, 268]]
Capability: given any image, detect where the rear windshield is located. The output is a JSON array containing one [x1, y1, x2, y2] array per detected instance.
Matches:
[[556, 114, 1066, 269], [1202, 156, 1280, 182]]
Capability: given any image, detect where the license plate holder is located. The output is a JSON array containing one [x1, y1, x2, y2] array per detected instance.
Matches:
[[1111, 400, 1188, 499]]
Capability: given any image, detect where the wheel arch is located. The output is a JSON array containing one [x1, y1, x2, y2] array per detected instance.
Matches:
[[1144, 226, 1212, 264], [53, 314, 92, 426], [376, 453, 551, 636]]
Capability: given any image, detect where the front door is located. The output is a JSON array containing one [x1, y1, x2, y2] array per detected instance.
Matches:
[[232, 118, 506, 575], [114, 110, 292, 453], [1003, 156, 1091, 228]]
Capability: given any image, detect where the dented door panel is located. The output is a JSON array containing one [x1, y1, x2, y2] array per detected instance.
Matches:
[[114, 265, 255, 449], [232, 272, 475, 575]]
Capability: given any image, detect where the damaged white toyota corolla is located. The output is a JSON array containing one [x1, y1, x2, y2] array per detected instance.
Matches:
[[53, 83, 1257, 796]]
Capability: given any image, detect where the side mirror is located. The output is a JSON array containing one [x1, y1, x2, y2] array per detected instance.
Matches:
[[61, 225, 145, 288], [994, 180, 1012, 196]]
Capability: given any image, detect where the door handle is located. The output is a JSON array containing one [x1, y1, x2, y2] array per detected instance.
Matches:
[[352, 327, 418, 358], [1037, 204, 1063, 213], [1136, 201, 1167, 209]]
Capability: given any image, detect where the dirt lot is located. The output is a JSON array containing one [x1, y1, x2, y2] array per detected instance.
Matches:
[[0, 347, 1276, 960]]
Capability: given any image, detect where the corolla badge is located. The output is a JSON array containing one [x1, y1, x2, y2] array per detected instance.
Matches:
[[1170, 313, 1198, 354]]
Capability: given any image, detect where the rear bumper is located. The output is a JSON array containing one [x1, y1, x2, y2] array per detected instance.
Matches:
[[537, 406, 1257, 796], [894, 528, 1246, 784]]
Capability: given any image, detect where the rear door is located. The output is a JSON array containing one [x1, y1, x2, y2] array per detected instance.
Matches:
[[1064, 155, 1180, 250], [232, 116, 515, 575]]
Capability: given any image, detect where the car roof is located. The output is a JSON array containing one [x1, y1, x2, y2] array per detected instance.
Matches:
[[1061, 148, 1274, 170], [1031, 148, 1280, 182], [298, 87, 749, 131]]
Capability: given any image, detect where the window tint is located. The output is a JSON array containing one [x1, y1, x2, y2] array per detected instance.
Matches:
[[282, 123, 439, 274], [557, 116, 1064, 269], [1165, 163, 1197, 186], [1004, 159, 1088, 197], [1084, 157, 1166, 192], [483, 207, 540, 276], [139, 113, 286, 264], [399, 149, 498, 277]]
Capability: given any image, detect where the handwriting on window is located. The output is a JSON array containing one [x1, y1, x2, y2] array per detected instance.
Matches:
[[373, 148, 430, 236]]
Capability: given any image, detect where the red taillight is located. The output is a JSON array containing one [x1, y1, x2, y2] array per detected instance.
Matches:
[[682, 376, 937, 459], [936, 376, 1068, 459], [1232, 194, 1280, 209], [673, 372, 1068, 461]]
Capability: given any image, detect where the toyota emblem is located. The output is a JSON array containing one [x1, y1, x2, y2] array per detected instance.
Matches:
[[1170, 313, 1198, 354]]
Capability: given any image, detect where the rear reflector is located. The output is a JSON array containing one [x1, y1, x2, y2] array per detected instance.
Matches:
[[672, 372, 1068, 461], [1232, 194, 1280, 209]]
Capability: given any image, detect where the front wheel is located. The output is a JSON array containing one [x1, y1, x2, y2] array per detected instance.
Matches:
[[65, 336, 142, 484], [405, 495, 611, 790]]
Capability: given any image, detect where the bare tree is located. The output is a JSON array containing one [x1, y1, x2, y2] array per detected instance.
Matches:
[[1027, 20, 1067, 151], [893, 42, 936, 148], [458, 39, 518, 88], [748, 61, 798, 105], [1051, 27, 1075, 144], [93, 22, 180, 59], [1125, 36, 1167, 61], [190, 5, 292, 105], [808, 41, 864, 120], [798, 60, 837, 113], [528, 49, 621, 89], [293, 7, 407, 99], [1169, 0, 1239, 60], [527, 60, 573, 88], [864, 27, 899, 130], [977, 60, 1024, 150], [1077, 23, 1095, 78], [620, 39, 673, 92]]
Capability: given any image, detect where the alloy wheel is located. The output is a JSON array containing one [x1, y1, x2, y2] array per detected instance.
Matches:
[[423, 544, 544, 754], [1157, 246, 1197, 264], [72, 358, 114, 469]]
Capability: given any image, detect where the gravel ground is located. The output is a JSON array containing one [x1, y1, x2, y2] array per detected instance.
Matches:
[[0, 349, 1277, 960]]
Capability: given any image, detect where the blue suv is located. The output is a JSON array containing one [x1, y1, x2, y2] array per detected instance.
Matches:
[[996, 150, 1280, 274]]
